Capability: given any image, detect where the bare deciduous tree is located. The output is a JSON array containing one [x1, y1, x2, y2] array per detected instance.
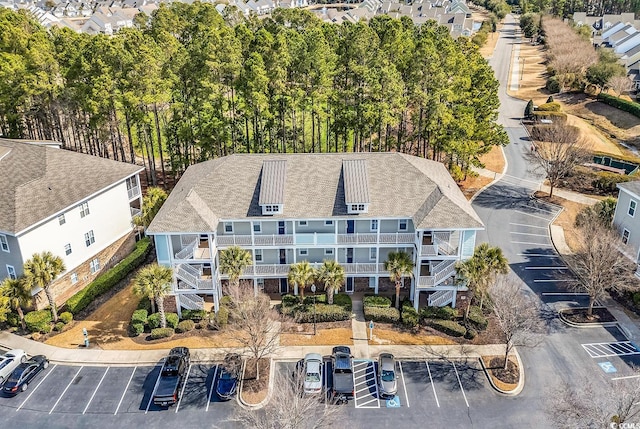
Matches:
[[526, 123, 589, 198], [608, 75, 634, 97], [228, 288, 281, 381], [569, 215, 633, 317], [548, 375, 640, 428], [489, 275, 544, 370], [232, 369, 344, 429]]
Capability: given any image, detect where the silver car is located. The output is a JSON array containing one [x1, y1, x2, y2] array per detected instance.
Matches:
[[303, 353, 323, 394], [377, 353, 397, 398], [0, 349, 27, 385]]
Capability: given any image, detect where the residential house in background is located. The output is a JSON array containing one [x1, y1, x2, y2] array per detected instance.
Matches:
[[147, 153, 484, 315], [612, 181, 640, 275], [0, 139, 143, 308]]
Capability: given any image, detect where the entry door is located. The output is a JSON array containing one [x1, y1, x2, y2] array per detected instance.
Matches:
[[279, 249, 287, 264], [346, 248, 354, 263], [346, 220, 355, 234], [345, 278, 354, 293], [280, 278, 288, 294], [278, 221, 286, 235]]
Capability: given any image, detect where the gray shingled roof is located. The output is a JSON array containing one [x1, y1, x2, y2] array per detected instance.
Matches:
[[342, 159, 370, 204], [617, 180, 640, 198], [258, 160, 287, 205], [147, 152, 484, 234], [0, 139, 143, 234]]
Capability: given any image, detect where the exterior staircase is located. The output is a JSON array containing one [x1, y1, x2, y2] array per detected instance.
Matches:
[[428, 289, 455, 307], [180, 293, 205, 311]]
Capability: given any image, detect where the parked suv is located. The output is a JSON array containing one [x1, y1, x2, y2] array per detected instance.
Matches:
[[152, 347, 190, 407], [331, 346, 354, 402]]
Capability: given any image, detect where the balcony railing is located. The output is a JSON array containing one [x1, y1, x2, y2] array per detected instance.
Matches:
[[217, 232, 414, 247], [127, 185, 141, 200], [220, 262, 390, 278], [417, 260, 457, 288], [130, 207, 141, 219]]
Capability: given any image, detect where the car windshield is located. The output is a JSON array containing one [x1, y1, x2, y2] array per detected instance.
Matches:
[[305, 372, 320, 383], [7, 373, 21, 383], [221, 372, 235, 380], [381, 370, 395, 382], [0, 359, 13, 370]]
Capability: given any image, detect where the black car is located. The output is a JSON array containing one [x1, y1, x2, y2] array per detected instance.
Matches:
[[216, 353, 242, 400], [152, 347, 190, 407], [2, 355, 49, 395]]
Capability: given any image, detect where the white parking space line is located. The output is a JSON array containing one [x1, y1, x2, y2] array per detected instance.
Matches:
[[206, 365, 218, 412], [50, 366, 83, 414], [398, 361, 409, 408], [356, 385, 372, 394], [17, 364, 57, 412], [612, 374, 640, 380], [511, 241, 553, 246], [452, 362, 469, 408], [83, 367, 109, 414], [358, 397, 379, 407], [145, 365, 164, 414], [175, 363, 192, 413], [352, 360, 380, 409], [518, 253, 560, 258], [425, 361, 439, 408], [510, 223, 548, 229], [534, 279, 571, 282], [514, 210, 554, 221], [324, 362, 328, 409], [542, 292, 588, 295], [582, 341, 640, 358], [510, 232, 548, 237], [525, 266, 568, 270], [115, 367, 136, 415]]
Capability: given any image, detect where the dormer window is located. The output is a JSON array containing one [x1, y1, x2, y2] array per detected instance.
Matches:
[[343, 159, 370, 214], [259, 160, 286, 216], [263, 204, 282, 215]]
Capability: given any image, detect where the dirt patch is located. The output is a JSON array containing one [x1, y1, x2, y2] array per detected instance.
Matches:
[[482, 355, 519, 390], [369, 325, 457, 345], [280, 328, 353, 346], [241, 358, 270, 405], [560, 307, 617, 324]]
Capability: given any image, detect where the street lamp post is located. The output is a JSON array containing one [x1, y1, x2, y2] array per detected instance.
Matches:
[[311, 284, 317, 336]]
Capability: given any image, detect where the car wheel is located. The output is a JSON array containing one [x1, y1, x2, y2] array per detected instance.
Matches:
[[20, 356, 26, 363], [43, 361, 49, 369], [21, 383, 28, 392]]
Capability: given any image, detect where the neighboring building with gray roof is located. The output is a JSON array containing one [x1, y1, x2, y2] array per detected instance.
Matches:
[[147, 152, 484, 314], [613, 181, 640, 275], [0, 139, 144, 308]]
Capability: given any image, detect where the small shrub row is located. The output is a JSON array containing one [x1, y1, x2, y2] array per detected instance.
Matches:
[[176, 320, 195, 333], [294, 304, 350, 323], [363, 295, 392, 308], [364, 306, 400, 323], [181, 309, 207, 322], [420, 305, 458, 321], [131, 309, 148, 324], [130, 322, 144, 336], [24, 310, 52, 334], [148, 312, 179, 329], [598, 93, 640, 119], [59, 312, 73, 324], [427, 319, 467, 337], [66, 238, 152, 314], [467, 306, 488, 331], [592, 172, 635, 194], [401, 302, 419, 328], [150, 328, 174, 340], [281, 294, 300, 307]]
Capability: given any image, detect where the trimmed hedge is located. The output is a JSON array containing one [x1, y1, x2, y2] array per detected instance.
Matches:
[[422, 305, 458, 321], [176, 320, 195, 333], [467, 306, 488, 330], [401, 303, 419, 328], [25, 310, 52, 333], [364, 306, 400, 323], [148, 313, 161, 329], [137, 296, 152, 313], [59, 312, 73, 324], [216, 305, 229, 328], [282, 294, 301, 307], [537, 101, 562, 112], [333, 293, 352, 311], [130, 322, 144, 336], [131, 309, 148, 325], [181, 309, 206, 322], [592, 172, 635, 193], [427, 320, 467, 337], [150, 328, 174, 340], [598, 93, 640, 119], [54, 322, 65, 332], [166, 313, 179, 329], [295, 304, 350, 323], [66, 238, 152, 314], [363, 295, 392, 308]]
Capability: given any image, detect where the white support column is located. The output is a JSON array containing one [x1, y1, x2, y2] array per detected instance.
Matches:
[[451, 288, 457, 308], [374, 276, 379, 294], [213, 290, 219, 314], [175, 295, 182, 318], [413, 290, 419, 311]]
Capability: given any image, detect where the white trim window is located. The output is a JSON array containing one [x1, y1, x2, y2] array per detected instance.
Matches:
[[257, 278, 265, 290], [85, 230, 95, 247], [90, 258, 100, 274], [58, 214, 66, 225], [255, 249, 263, 262], [325, 220, 334, 226], [299, 249, 309, 256], [299, 220, 308, 226], [224, 222, 233, 233], [6, 265, 16, 280], [629, 200, 637, 217], [398, 219, 408, 231], [79, 201, 90, 218], [370, 219, 379, 232], [70, 272, 78, 284], [325, 248, 334, 256], [64, 243, 72, 255], [370, 248, 376, 261], [0, 234, 8, 252], [623, 228, 631, 244], [253, 222, 262, 233]]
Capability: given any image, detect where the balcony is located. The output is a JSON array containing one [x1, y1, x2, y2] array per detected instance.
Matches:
[[219, 262, 389, 278], [175, 263, 216, 291], [174, 235, 212, 260], [217, 232, 414, 247], [417, 260, 457, 289], [127, 185, 141, 200], [420, 232, 459, 257]]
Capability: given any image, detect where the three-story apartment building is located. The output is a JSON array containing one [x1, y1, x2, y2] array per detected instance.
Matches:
[[147, 153, 484, 314], [0, 139, 143, 307]]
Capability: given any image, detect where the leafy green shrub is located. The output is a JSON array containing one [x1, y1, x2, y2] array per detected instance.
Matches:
[[401, 303, 420, 328], [304, 294, 328, 305], [130, 322, 144, 336], [66, 238, 152, 314], [364, 306, 400, 323], [333, 293, 352, 311], [419, 306, 438, 320], [54, 322, 65, 332], [5, 312, 20, 328], [220, 295, 233, 307], [24, 310, 52, 333], [137, 296, 152, 312], [59, 312, 73, 324], [295, 304, 350, 323], [598, 93, 640, 119], [436, 306, 458, 320], [147, 313, 161, 329], [282, 294, 301, 307], [427, 320, 466, 337], [363, 295, 392, 308], [216, 305, 229, 328], [592, 172, 634, 194], [467, 306, 488, 330], [537, 101, 561, 112], [176, 320, 195, 333], [181, 309, 206, 322], [465, 328, 478, 340], [131, 309, 148, 325], [166, 313, 179, 329], [546, 76, 561, 93], [633, 292, 640, 307], [150, 328, 174, 340]]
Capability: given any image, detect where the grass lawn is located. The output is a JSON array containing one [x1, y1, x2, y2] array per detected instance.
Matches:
[[369, 327, 457, 346], [280, 328, 353, 346]]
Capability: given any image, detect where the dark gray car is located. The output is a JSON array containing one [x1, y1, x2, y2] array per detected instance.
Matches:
[[377, 353, 397, 398]]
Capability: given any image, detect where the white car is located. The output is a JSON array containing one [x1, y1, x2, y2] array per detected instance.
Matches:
[[303, 353, 323, 394], [0, 350, 27, 385]]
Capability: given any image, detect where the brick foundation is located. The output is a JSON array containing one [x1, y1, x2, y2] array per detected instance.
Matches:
[[164, 295, 177, 313], [35, 232, 137, 310], [353, 277, 370, 292]]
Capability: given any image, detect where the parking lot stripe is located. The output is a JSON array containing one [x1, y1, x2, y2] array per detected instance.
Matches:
[[50, 366, 83, 414], [357, 397, 380, 408], [582, 342, 640, 358], [534, 279, 571, 282], [17, 364, 57, 412], [175, 363, 192, 413], [525, 266, 568, 270], [542, 292, 588, 295], [612, 374, 640, 380], [145, 364, 164, 414], [355, 385, 372, 395], [206, 365, 218, 412], [425, 361, 439, 408], [398, 361, 409, 408], [510, 232, 548, 237], [452, 362, 469, 408], [514, 210, 554, 221], [83, 367, 110, 415], [510, 223, 548, 229], [115, 367, 136, 415], [355, 379, 369, 387], [511, 241, 553, 246], [518, 253, 560, 258]]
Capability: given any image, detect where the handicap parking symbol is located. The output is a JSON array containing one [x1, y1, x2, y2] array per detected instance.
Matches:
[[386, 396, 401, 408], [598, 361, 617, 373]]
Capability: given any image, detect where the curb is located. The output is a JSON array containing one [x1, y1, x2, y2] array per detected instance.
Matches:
[[557, 307, 618, 329], [237, 358, 274, 410], [479, 349, 525, 396], [469, 144, 508, 204]]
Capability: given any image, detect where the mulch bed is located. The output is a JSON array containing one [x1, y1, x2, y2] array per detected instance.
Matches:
[[560, 307, 617, 324], [487, 356, 519, 385], [610, 290, 640, 318], [241, 358, 270, 405], [281, 320, 351, 334]]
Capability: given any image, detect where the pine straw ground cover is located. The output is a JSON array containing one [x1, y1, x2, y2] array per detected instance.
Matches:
[[482, 355, 519, 391], [280, 320, 353, 346], [241, 358, 270, 405]]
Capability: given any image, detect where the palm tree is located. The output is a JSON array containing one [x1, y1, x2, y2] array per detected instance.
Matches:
[[316, 260, 345, 305], [456, 243, 508, 319], [23, 252, 65, 322], [219, 246, 253, 293], [1, 277, 32, 330], [134, 187, 168, 229], [133, 264, 173, 328], [287, 261, 316, 299], [384, 251, 415, 309]]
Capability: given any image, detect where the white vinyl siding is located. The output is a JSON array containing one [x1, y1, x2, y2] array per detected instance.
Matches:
[[79, 201, 90, 218], [85, 230, 95, 247]]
